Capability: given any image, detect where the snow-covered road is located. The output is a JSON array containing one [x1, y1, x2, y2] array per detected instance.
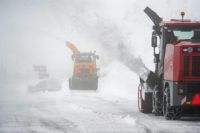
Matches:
[[1, 79, 200, 133], [1, 0, 200, 132]]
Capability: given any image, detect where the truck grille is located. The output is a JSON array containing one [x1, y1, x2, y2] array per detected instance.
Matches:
[[192, 56, 200, 77], [183, 56, 200, 77], [80, 68, 89, 74], [183, 82, 200, 94], [184, 56, 189, 76]]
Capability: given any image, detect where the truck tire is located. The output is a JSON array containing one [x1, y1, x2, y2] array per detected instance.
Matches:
[[92, 77, 98, 90], [69, 78, 72, 89], [153, 88, 163, 116], [138, 84, 153, 113], [163, 86, 182, 120], [88, 76, 98, 90], [70, 77, 79, 90]]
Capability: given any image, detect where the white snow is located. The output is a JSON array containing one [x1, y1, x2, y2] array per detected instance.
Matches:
[[1, 68, 200, 133], [98, 61, 139, 100], [1, 0, 200, 133], [28, 78, 62, 92]]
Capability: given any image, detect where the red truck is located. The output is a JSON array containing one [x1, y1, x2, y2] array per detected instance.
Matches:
[[138, 7, 200, 120]]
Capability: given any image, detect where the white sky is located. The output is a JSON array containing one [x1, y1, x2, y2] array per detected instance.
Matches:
[[0, 0, 199, 79]]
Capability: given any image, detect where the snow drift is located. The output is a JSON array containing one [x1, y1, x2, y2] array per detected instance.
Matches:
[[28, 78, 62, 93]]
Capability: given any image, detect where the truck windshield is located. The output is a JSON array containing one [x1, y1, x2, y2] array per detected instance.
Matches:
[[76, 55, 96, 63], [173, 30, 193, 40], [172, 28, 200, 40]]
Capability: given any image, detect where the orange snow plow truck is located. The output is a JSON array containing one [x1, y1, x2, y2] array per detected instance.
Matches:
[[66, 42, 99, 90], [138, 7, 200, 120]]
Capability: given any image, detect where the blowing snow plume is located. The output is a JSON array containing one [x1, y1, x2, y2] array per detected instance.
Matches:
[[63, 7, 155, 87], [118, 43, 156, 87], [88, 18, 156, 87], [65, 2, 161, 88], [50, 1, 153, 84]]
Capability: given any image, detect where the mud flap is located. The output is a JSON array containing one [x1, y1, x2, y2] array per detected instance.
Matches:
[[142, 92, 153, 113], [138, 84, 153, 113]]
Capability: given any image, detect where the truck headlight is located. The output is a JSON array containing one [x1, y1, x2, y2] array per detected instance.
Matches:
[[188, 47, 193, 52], [197, 48, 200, 52], [183, 47, 193, 52]]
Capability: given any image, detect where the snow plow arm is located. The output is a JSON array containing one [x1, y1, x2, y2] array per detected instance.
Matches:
[[144, 6, 162, 35], [66, 41, 80, 54], [139, 71, 158, 89]]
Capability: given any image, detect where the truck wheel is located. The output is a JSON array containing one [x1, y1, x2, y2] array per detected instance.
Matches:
[[70, 77, 78, 90], [138, 84, 152, 113], [163, 87, 182, 120], [90, 77, 98, 90], [93, 78, 98, 90], [153, 89, 163, 116], [69, 78, 72, 89]]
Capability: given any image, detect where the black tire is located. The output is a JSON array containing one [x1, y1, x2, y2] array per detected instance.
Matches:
[[91, 77, 98, 90], [152, 87, 163, 116], [70, 77, 79, 90], [69, 78, 72, 89], [85, 76, 98, 90], [163, 86, 182, 120], [138, 84, 153, 113]]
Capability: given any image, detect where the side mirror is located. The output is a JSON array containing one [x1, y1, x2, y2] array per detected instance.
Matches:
[[151, 31, 157, 47]]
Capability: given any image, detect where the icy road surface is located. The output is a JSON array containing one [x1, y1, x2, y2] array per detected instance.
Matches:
[[1, 80, 200, 133]]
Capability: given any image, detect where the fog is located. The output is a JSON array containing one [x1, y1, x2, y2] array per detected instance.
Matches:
[[0, 0, 200, 94], [1, 1, 200, 132]]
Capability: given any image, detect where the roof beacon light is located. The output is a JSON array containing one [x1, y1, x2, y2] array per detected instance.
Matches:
[[181, 11, 185, 22]]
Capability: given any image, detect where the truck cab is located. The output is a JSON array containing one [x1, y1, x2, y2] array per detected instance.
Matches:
[[156, 21, 200, 77], [72, 52, 99, 77]]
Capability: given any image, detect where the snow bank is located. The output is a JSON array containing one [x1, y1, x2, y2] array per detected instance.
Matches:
[[28, 78, 62, 93], [123, 115, 137, 126], [25, 78, 71, 107]]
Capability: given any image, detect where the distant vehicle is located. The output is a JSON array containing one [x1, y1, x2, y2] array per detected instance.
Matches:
[[66, 42, 99, 90], [138, 7, 200, 120]]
